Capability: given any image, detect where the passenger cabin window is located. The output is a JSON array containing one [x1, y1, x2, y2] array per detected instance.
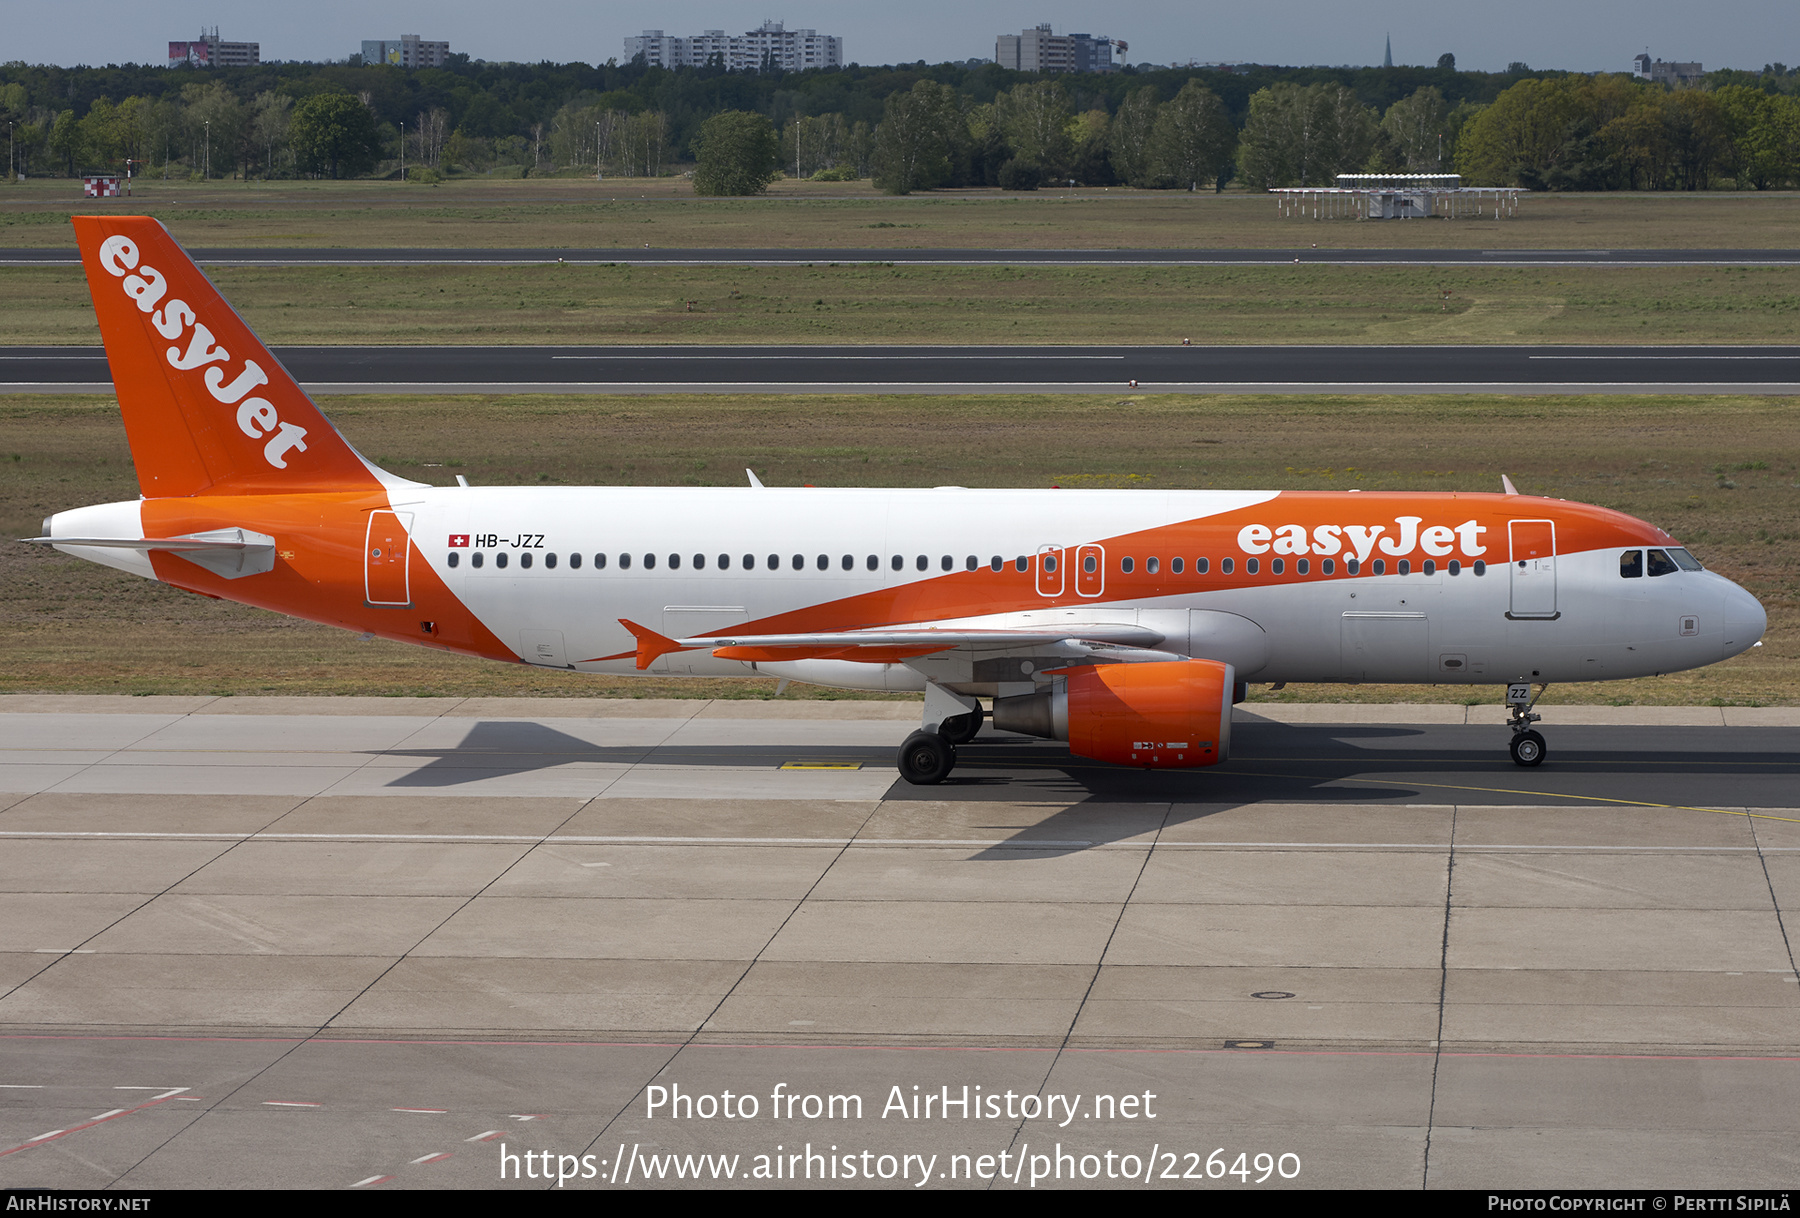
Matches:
[[619, 553, 631, 570], [1397, 559, 1410, 575], [1245, 558, 1259, 574], [1620, 550, 1643, 578], [916, 555, 928, 572], [1015, 557, 1028, 572], [472, 552, 484, 568], [792, 554, 804, 571], [1372, 560, 1385, 575], [838, 554, 853, 571], [1147, 557, 1160, 574], [447, 552, 460, 568], [643, 553, 656, 570], [1422, 560, 1434, 575], [1648, 548, 1679, 577], [545, 553, 557, 570], [594, 553, 607, 569], [1220, 558, 1233, 574], [1121, 557, 1135, 574], [868, 555, 880, 571], [668, 553, 680, 570], [892, 555, 904, 571], [940, 556, 952, 571], [1473, 560, 1486, 575], [1270, 558, 1284, 574], [693, 554, 706, 570], [570, 553, 582, 570], [1197, 558, 1209, 574], [1346, 559, 1359, 575], [496, 552, 509, 569], [990, 556, 1004, 572], [965, 556, 977, 571], [1172, 558, 1184, 574], [816, 554, 829, 571], [520, 553, 532, 570], [1446, 560, 1457, 575], [767, 554, 779, 570], [1322, 558, 1335, 574], [1297, 558, 1310, 575]]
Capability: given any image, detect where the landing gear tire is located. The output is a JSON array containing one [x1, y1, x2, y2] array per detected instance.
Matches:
[[940, 708, 984, 745], [898, 730, 956, 785], [1510, 729, 1547, 767]]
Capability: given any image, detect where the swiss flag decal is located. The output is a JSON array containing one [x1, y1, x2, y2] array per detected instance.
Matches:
[[448, 534, 470, 547]]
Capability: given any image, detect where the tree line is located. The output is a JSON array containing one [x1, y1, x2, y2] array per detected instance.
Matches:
[[3, 56, 1796, 190]]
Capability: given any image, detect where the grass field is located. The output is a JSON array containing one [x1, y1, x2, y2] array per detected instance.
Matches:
[[3, 391, 1793, 705], [8, 262, 1799, 347], [4, 177, 1800, 251]]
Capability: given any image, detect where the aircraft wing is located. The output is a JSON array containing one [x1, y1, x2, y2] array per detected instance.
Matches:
[[603, 619, 1174, 670]]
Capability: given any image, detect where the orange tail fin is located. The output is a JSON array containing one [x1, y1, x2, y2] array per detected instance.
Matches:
[[72, 216, 406, 498]]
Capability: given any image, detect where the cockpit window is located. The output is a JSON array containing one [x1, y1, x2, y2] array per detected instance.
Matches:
[[1619, 550, 1643, 578], [1647, 548, 1679, 577], [1668, 547, 1703, 571]]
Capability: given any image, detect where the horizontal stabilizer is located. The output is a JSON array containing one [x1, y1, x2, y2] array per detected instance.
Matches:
[[26, 527, 276, 579]]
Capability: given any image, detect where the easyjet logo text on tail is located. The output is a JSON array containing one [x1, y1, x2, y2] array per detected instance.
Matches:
[[97, 235, 308, 470]]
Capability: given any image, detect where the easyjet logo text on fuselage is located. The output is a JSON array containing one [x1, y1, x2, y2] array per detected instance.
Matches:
[[1236, 517, 1488, 563], [97, 235, 308, 470]]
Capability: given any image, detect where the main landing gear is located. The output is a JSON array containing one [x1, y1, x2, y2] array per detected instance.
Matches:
[[1506, 682, 1548, 767], [898, 730, 956, 784], [899, 688, 983, 785], [939, 706, 984, 745]]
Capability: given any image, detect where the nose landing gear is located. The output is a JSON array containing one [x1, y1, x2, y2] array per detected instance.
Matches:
[[1506, 681, 1548, 767]]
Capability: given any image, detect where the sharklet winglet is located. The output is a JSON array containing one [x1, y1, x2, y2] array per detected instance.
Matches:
[[616, 619, 697, 671]]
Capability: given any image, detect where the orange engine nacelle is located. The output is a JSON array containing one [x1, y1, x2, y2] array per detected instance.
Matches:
[[991, 659, 1235, 768]]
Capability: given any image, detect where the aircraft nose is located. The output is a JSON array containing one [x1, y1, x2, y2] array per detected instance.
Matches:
[[1721, 580, 1767, 659]]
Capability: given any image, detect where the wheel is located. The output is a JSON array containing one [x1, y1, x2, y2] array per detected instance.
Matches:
[[940, 708, 983, 744], [897, 730, 956, 785], [1510, 729, 1546, 767]]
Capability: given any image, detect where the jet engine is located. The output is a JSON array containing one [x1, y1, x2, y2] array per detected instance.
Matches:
[[990, 658, 1235, 768]]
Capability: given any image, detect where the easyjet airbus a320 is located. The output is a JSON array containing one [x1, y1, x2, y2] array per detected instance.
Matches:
[[33, 217, 1767, 783]]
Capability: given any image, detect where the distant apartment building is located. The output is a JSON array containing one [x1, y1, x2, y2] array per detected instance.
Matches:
[[995, 25, 1115, 72], [1634, 51, 1703, 85], [624, 22, 843, 71], [362, 35, 451, 69], [167, 28, 260, 68]]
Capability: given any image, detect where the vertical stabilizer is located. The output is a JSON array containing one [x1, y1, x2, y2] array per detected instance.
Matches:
[[72, 215, 403, 497]]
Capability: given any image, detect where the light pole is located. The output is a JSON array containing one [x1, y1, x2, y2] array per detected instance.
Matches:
[[8, 121, 13, 184], [595, 121, 602, 181], [400, 119, 405, 181], [794, 118, 801, 179], [204, 119, 210, 181]]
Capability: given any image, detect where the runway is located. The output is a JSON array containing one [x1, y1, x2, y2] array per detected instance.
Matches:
[[5, 246, 1799, 268], [8, 343, 1800, 396], [2, 695, 1798, 1189]]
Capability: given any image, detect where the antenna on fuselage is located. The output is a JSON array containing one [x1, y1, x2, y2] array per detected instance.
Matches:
[[747, 468, 765, 489], [1501, 475, 1519, 495]]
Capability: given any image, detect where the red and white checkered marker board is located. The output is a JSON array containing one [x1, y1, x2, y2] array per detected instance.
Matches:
[[82, 177, 121, 198]]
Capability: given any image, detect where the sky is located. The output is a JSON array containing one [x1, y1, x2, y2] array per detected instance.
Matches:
[[11, 0, 1795, 75]]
